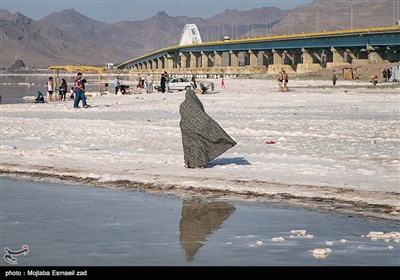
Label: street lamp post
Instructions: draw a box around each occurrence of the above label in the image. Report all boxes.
[350,0,353,30]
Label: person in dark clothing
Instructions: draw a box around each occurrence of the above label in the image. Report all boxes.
[59,79,68,101]
[332,73,338,85]
[34,91,45,103]
[160,74,166,93]
[191,75,197,91]
[179,89,236,168]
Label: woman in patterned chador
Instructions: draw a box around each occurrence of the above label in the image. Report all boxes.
[179,89,236,168]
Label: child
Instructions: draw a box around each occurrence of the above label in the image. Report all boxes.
[69,87,74,100]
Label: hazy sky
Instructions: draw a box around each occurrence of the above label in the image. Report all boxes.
[1,0,313,23]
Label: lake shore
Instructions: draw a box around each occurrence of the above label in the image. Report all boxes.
[1,77,399,220]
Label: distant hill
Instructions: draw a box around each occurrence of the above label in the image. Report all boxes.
[0,0,397,69]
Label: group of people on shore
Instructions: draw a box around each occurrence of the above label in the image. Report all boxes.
[41,73,89,108]
[277,69,289,92]
[44,77,70,102]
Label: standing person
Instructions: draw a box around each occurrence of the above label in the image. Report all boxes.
[145,74,153,93]
[282,69,289,92]
[221,75,225,88]
[387,68,392,82]
[382,69,387,82]
[114,77,120,95]
[164,71,170,93]
[80,79,90,108]
[277,70,284,92]
[160,73,166,93]
[46,77,54,102]
[28,82,33,92]
[69,87,75,100]
[140,75,145,88]
[332,73,338,85]
[179,89,236,169]
[59,78,68,101]
[73,72,86,108]
[191,75,197,91]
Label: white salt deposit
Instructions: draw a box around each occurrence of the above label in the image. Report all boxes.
[271,237,285,242]
[312,248,332,259]
[1,78,399,219]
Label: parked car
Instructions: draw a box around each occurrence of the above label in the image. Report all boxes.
[155,77,193,92]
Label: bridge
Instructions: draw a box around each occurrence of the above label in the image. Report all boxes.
[117,26,400,75]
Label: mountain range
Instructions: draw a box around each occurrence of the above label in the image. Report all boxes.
[0,0,397,69]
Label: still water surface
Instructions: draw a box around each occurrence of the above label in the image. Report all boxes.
[1,177,399,266]
[0,74,101,104]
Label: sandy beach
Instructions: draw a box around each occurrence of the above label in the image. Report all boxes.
[1,77,399,220]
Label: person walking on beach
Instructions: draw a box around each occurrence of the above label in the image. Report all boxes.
[160,73,166,93]
[332,73,338,86]
[282,70,289,92]
[221,75,225,88]
[191,75,197,91]
[179,89,236,169]
[277,71,284,92]
[145,74,153,93]
[114,77,120,95]
[46,77,54,102]
[73,72,89,108]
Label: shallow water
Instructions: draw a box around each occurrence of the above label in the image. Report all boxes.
[0,177,399,266]
[0,74,101,104]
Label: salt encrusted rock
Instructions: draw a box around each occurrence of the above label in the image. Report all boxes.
[271,237,285,242]
[312,248,332,259]
[291,229,307,236]
[365,231,400,243]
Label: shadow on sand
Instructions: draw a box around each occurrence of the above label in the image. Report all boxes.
[207,157,251,168]
[179,199,235,262]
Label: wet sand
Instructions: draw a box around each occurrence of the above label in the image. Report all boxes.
[1,177,398,266]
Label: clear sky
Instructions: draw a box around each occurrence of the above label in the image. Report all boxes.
[1,0,313,23]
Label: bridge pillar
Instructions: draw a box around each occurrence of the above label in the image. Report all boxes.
[190,52,198,68]
[262,51,272,67]
[367,45,384,63]
[297,48,323,73]
[164,54,174,70]
[214,51,223,67]
[326,47,350,68]
[249,50,258,66]
[268,49,285,73]
[180,52,189,69]
[229,51,239,67]
[201,52,208,67]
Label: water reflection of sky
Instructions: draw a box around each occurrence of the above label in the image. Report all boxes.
[0,74,101,104]
[1,177,399,266]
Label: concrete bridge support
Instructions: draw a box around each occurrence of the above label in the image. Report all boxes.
[262,51,272,67]
[297,48,323,73]
[164,54,174,69]
[189,52,199,68]
[268,49,292,73]
[201,52,210,67]
[249,50,258,66]
[214,51,222,67]
[179,52,189,69]
[326,47,350,68]
[367,45,385,63]
[229,51,239,67]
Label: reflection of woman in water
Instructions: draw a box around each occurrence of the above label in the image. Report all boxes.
[179,199,235,262]
[179,89,236,168]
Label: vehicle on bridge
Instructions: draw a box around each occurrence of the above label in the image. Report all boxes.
[155,77,193,92]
